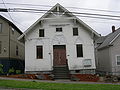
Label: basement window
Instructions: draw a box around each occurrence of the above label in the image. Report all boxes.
[76,44,83,57]
[36,46,43,59]
[116,56,120,65]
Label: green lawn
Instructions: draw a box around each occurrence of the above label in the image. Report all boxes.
[0,80,120,90]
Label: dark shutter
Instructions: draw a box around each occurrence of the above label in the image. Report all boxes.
[16,45,18,56]
[36,46,43,59]
[73,28,78,36]
[0,41,1,54]
[39,29,44,37]
[76,44,83,57]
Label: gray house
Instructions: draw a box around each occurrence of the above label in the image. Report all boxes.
[96,26,120,75]
[0,15,25,74]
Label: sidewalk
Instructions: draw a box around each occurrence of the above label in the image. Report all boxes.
[0,77,120,85]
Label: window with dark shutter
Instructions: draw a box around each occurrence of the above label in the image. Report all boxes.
[36,46,43,59]
[73,28,78,36]
[56,27,62,32]
[16,45,18,56]
[0,41,1,54]
[76,44,83,57]
[39,29,44,37]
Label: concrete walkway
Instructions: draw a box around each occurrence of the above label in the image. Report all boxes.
[0,77,120,85]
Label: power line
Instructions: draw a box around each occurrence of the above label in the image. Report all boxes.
[1,0,14,22]
[0,2,120,14]
[1,8,120,21]
[4,8,120,21]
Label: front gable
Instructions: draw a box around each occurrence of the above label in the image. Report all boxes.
[19,3,100,40]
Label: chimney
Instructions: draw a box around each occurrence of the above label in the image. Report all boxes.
[112,26,115,33]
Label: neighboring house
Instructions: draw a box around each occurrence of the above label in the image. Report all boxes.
[95,26,120,75]
[0,15,25,73]
[19,3,99,79]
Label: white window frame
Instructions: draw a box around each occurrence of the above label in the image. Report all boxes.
[116,55,120,66]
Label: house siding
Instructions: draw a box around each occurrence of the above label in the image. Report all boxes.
[110,35,120,75]
[0,16,25,73]
[97,48,112,74]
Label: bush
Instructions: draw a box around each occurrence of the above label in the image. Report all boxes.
[16,70,21,74]
[8,67,15,74]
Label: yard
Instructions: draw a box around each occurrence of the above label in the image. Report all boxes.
[0,79,120,90]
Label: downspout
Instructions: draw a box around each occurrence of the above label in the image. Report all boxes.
[8,24,10,71]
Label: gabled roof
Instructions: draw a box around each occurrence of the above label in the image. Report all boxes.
[0,15,23,34]
[19,3,100,40]
[98,27,120,49]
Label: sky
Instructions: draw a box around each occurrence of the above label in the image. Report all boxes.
[0,0,120,36]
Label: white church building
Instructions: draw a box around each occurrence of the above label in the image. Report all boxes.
[19,3,100,79]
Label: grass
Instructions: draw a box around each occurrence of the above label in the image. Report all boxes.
[0,80,120,90]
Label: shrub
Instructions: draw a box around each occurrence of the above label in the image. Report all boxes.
[8,67,15,74]
[16,70,21,74]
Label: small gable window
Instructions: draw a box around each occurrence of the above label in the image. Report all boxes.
[73,27,78,36]
[56,27,62,32]
[36,46,43,59]
[76,44,83,57]
[39,29,44,37]
[116,56,120,65]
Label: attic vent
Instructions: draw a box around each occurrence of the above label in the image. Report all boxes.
[83,59,92,67]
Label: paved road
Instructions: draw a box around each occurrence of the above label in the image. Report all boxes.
[0,77,120,85]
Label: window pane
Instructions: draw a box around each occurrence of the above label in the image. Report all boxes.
[0,41,1,54]
[76,44,83,57]
[39,29,44,37]
[16,45,18,56]
[73,28,78,36]
[56,28,62,32]
[0,23,2,32]
[117,56,120,65]
[36,46,43,59]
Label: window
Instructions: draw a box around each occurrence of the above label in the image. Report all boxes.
[56,27,62,32]
[0,41,1,54]
[16,45,18,56]
[83,59,92,67]
[39,29,44,37]
[73,28,78,36]
[76,44,83,57]
[0,23,2,33]
[36,46,43,59]
[117,56,120,65]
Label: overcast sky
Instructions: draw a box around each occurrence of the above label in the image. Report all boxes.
[0,0,120,35]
